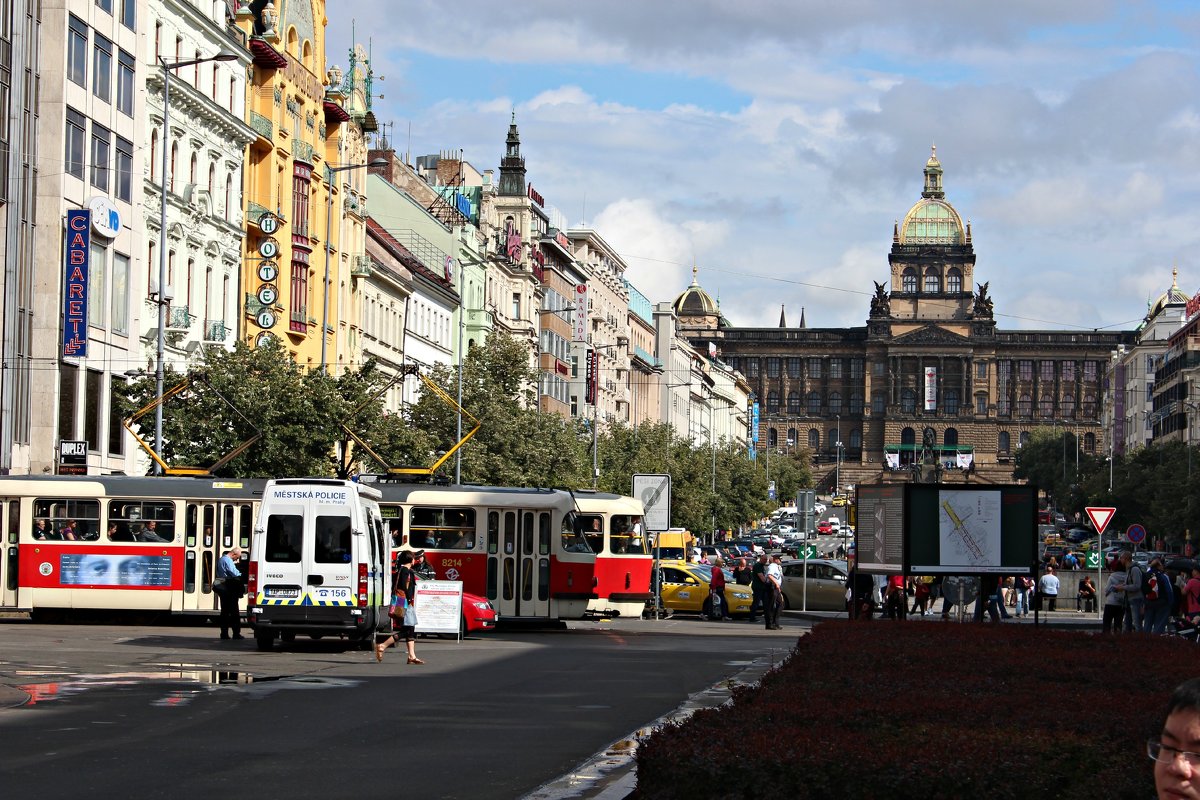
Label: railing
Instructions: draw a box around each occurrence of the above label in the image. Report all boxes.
[167,306,192,329]
[204,320,228,342]
[351,255,372,276]
[294,140,314,164]
[392,230,449,277]
[246,202,271,226]
[249,111,273,140]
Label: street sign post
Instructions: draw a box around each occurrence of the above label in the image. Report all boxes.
[801,545,817,560]
[1084,506,1118,623]
[1085,507,1116,536]
[1127,524,1147,545]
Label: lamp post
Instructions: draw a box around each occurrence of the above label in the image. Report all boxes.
[835,414,842,500]
[154,50,238,475]
[320,157,388,372]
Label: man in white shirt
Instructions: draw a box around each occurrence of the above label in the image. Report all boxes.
[764,554,784,630]
[1039,566,1060,612]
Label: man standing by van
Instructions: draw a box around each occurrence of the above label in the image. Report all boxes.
[214,546,244,640]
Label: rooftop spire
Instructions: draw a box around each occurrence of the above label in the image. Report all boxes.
[778,304,787,328]
[922,144,944,200]
[799,307,807,329]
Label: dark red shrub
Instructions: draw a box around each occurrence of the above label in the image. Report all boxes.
[635,622,1195,799]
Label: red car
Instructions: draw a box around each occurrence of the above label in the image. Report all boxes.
[816,521,834,535]
[461,591,498,635]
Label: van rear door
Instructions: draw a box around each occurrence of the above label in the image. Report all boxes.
[305,500,355,611]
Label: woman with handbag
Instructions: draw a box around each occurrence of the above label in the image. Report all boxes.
[376,551,425,664]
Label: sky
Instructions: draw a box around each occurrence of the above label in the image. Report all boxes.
[326,1,1200,332]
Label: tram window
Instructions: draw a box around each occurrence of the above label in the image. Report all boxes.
[185,504,199,547]
[521,557,533,601]
[504,512,516,556]
[562,514,591,554]
[408,507,475,550]
[502,557,514,601]
[34,499,100,541]
[265,514,302,562]
[185,550,196,593]
[538,558,549,601]
[315,515,352,563]
[221,505,234,549]
[8,499,18,544]
[238,504,252,549]
[381,505,404,547]
[108,500,175,542]
[486,557,498,600]
[203,506,215,547]
[521,512,533,555]
[487,511,499,555]
[538,513,550,556]
[202,550,214,593]
[611,514,647,555]
[577,515,603,553]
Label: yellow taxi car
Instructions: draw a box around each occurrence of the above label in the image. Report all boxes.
[656,560,755,616]
[831,495,848,507]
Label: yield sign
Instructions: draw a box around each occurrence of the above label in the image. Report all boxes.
[1085,506,1117,536]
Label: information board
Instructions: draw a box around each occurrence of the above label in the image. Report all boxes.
[856,484,905,574]
[414,580,464,636]
[905,484,1037,576]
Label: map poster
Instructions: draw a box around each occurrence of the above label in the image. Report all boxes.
[905,484,1037,575]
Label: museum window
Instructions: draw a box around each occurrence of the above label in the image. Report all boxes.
[1062,394,1075,418]
[828,392,842,414]
[1039,395,1054,418]
[975,361,987,380]
[900,388,916,414]
[1019,431,1031,448]
[766,390,780,412]
[786,429,796,448]
[807,391,821,414]
[1017,394,1032,417]
[1040,361,1055,382]
[1062,361,1075,383]
[767,428,777,448]
[1018,360,1033,381]
[849,429,861,450]
[1083,432,1095,452]
[872,392,885,415]
[808,429,819,448]
[786,357,802,378]
[944,389,959,415]
[975,393,988,415]
[1083,361,1098,382]
[829,359,842,379]
[998,431,1010,453]
[1082,394,1097,418]
[827,428,838,449]
[873,361,885,376]
[787,392,801,415]
[850,358,863,379]
[808,358,821,379]
[901,268,917,293]
[747,359,759,378]
[923,268,940,293]
[997,393,1010,416]
[944,428,958,447]
[766,357,780,378]
[849,392,863,414]
[946,268,962,294]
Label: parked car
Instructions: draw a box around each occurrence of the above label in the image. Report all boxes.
[460,591,498,635]
[813,502,827,515]
[1064,527,1091,544]
[827,517,841,532]
[655,561,755,616]
[816,520,834,535]
[778,558,849,611]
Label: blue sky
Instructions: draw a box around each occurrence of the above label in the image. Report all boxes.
[327,1,1200,331]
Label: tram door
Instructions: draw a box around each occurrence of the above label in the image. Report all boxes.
[0,499,18,608]
[486,508,551,619]
[181,501,254,613]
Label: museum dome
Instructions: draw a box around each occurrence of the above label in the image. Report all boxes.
[898,146,967,246]
[1146,268,1190,321]
[674,267,718,317]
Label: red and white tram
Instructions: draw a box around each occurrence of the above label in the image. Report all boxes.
[571,491,654,618]
[373,482,596,621]
[0,475,266,619]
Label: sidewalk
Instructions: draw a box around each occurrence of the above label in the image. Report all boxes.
[785,606,1104,630]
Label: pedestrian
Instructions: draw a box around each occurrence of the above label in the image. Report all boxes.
[1143,557,1175,635]
[1077,575,1097,613]
[1102,568,1127,633]
[749,553,768,623]
[1118,551,1145,632]
[707,558,730,621]
[1184,566,1200,624]
[763,554,784,630]
[909,576,931,616]
[1149,677,1200,799]
[1014,574,1033,617]
[214,546,244,640]
[1039,566,1060,612]
[731,557,754,589]
[883,574,906,620]
[376,550,424,664]
[985,576,1012,621]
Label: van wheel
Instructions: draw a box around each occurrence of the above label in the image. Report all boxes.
[255,631,275,652]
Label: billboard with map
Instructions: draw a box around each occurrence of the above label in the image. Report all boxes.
[904,484,1038,575]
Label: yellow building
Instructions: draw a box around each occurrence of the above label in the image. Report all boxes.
[233,1,367,371]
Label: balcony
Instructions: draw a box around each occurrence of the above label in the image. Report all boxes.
[249,111,273,143]
[294,140,314,165]
[167,305,192,330]
[351,255,372,277]
[204,320,228,342]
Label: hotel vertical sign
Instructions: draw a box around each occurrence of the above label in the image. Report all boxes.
[63,209,90,358]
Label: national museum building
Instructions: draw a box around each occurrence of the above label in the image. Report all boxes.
[674,149,1134,491]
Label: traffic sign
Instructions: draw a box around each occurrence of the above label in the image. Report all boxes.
[1085,507,1116,536]
[1085,551,1101,569]
[800,545,817,559]
[1127,524,1147,544]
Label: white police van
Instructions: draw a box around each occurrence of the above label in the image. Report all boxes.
[248,479,390,651]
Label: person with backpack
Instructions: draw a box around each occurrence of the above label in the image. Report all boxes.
[1142,556,1175,635]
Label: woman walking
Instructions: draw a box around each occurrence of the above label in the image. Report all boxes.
[376,551,424,664]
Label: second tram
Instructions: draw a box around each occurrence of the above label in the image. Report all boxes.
[571,491,654,617]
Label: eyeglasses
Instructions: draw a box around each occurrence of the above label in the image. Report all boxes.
[1147,739,1200,767]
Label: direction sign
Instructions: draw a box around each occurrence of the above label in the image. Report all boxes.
[1127,524,1147,544]
[1085,551,1101,569]
[1085,506,1116,536]
[800,545,817,560]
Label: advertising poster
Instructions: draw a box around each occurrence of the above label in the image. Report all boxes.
[414,579,464,636]
[59,553,172,587]
[855,484,904,574]
[905,484,1037,575]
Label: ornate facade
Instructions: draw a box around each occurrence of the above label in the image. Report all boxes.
[676,150,1135,492]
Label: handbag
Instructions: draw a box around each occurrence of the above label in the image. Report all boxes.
[388,595,407,621]
[403,604,418,627]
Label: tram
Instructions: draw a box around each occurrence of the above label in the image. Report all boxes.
[0,475,266,618]
[571,491,654,617]
[372,481,596,621]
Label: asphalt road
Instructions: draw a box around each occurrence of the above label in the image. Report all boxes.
[0,615,799,800]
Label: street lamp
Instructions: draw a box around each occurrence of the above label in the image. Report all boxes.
[154,50,238,475]
[320,157,388,372]
[835,414,842,500]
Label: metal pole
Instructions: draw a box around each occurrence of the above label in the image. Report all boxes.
[154,58,170,475]
[592,385,599,489]
[835,414,841,499]
[455,261,464,485]
[320,167,333,371]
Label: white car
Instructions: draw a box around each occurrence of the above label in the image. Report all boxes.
[813,502,827,515]
[828,517,841,532]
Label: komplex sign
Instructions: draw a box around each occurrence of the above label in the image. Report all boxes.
[62,210,90,358]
